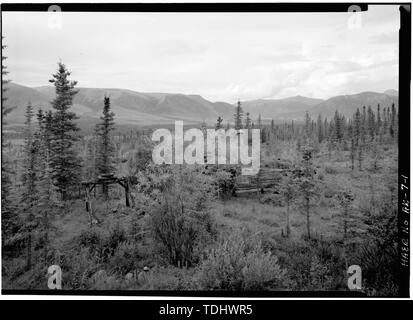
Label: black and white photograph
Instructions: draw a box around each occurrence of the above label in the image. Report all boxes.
[0,2,410,298]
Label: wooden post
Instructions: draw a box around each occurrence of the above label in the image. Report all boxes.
[85,185,93,226]
[85,185,90,213]
[125,180,130,207]
[256,173,261,199]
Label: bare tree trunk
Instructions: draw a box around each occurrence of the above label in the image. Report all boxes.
[344,219,348,240]
[306,197,311,239]
[125,181,130,207]
[26,233,32,270]
[286,202,291,238]
[43,211,49,265]
[256,175,261,199]
[102,183,109,200]
[85,186,98,225]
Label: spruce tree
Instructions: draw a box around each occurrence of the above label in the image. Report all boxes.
[367,106,376,141]
[1,37,15,236]
[386,107,391,136]
[233,99,243,130]
[333,110,344,146]
[36,109,56,264]
[84,135,99,181]
[324,117,329,141]
[282,176,295,238]
[245,112,251,129]
[376,104,382,136]
[337,190,355,242]
[215,116,223,130]
[390,103,397,139]
[348,122,355,171]
[200,120,207,137]
[357,141,363,171]
[257,113,265,143]
[257,113,262,129]
[37,110,54,165]
[21,102,41,270]
[353,108,362,146]
[317,114,323,143]
[297,147,318,239]
[95,96,116,197]
[1,37,13,116]
[382,107,388,139]
[304,111,312,141]
[21,102,38,205]
[361,105,367,144]
[48,62,81,200]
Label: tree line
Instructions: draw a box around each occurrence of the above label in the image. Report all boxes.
[2,61,117,269]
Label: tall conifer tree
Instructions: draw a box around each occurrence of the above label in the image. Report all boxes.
[48,62,80,200]
[317,114,323,143]
[95,96,116,197]
[215,116,223,129]
[234,100,244,130]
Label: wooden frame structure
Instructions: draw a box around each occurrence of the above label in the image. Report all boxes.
[81,174,132,225]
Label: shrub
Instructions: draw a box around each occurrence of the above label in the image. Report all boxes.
[106,242,138,275]
[75,224,127,263]
[197,231,286,290]
[275,238,346,291]
[60,247,100,289]
[106,240,154,275]
[260,193,284,206]
[2,258,27,281]
[212,168,236,198]
[222,207,234,218]
[89,272,122,290]
[128,212,144,242]
[354,242,398,296]
[1,257,47,290]
[324,188,338,199]
[76,228,104,260]
[105,223,127,257]
[259,218,279,228]
[354,195,399,296]
[136,265,197,290]
[324,165,338,174]
[147,166,216,267]
[308,256,335,290]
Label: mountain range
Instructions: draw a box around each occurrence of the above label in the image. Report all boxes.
[3,82,398,127]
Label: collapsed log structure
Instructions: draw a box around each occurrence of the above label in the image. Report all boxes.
[234,168,289,195]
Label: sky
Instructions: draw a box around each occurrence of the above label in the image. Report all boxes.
[2,5,399,102]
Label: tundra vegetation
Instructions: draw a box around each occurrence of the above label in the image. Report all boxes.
[2,60,399,296]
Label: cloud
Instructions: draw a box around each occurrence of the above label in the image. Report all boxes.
[369,32,398,44]
[2,5,400,102]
